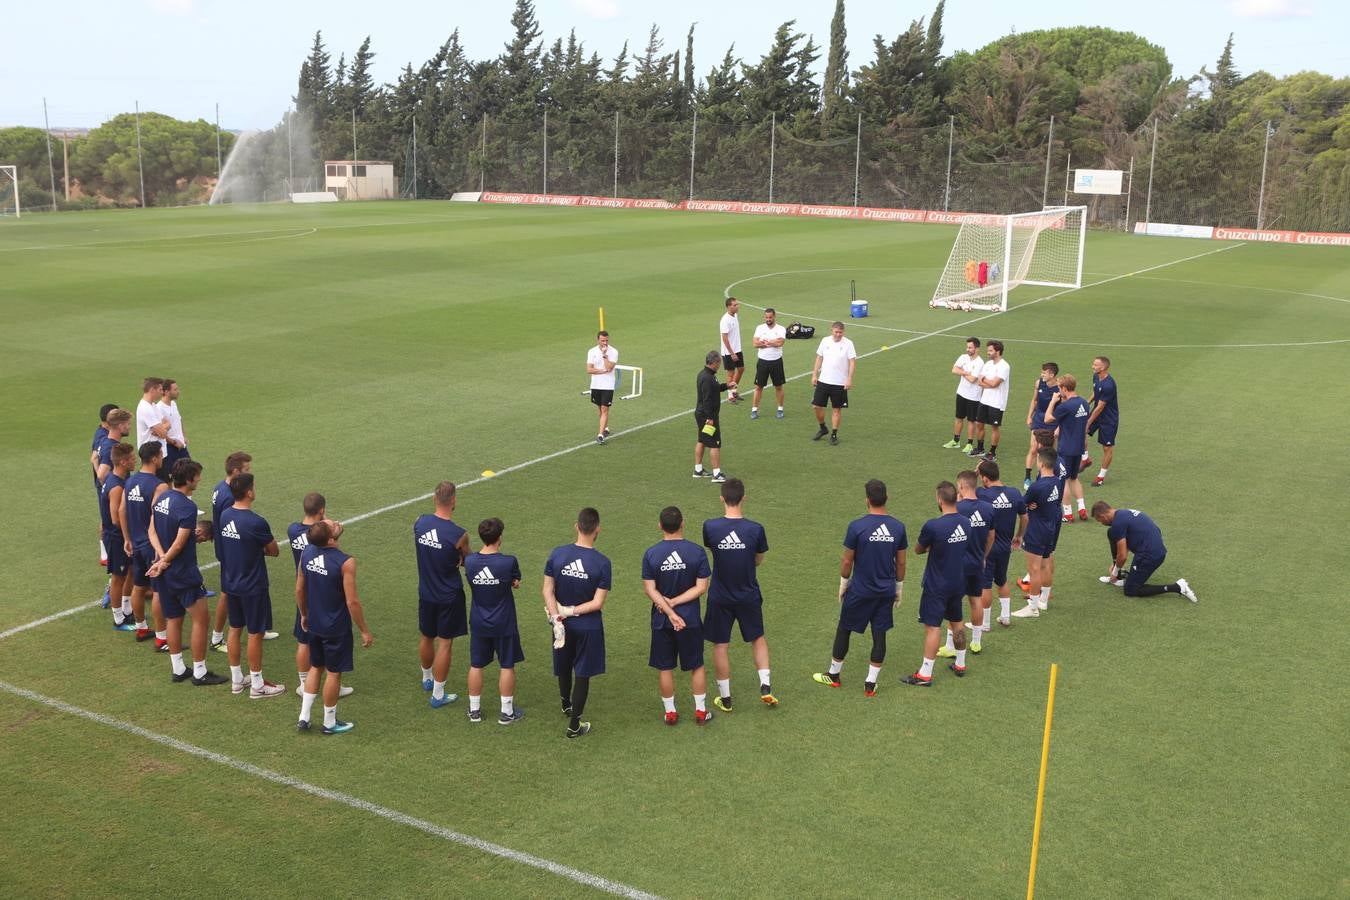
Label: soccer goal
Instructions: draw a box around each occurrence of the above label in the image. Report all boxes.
[930,206,1085,312]
[0,165,19,218]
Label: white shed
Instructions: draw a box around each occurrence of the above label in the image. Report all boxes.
[323,161,395,200]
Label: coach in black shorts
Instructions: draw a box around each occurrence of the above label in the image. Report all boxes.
[693,351,729,482]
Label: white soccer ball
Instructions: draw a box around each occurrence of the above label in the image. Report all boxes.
[728,387,739,402]
[960,300,972,312]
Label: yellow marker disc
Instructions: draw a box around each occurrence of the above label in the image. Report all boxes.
[481,470,496,478]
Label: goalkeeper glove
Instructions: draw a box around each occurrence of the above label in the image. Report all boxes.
[551,619,566,649]
[838,576,850,603]
[893,581,905,609]
[557,605,577,619]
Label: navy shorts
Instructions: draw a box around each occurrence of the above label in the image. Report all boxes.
[1123,554,1165,597]
[160,584,205,620]
[471,632,525,669]
[1023,527,1057,558]
[962,567,985,598]
[705,598,765,644]
[838,594,894,634]
[418,597,468,640]
[1095,422,1117,447]
[1058,453,1082,480]
[553,628,605,678]
[104,531,129,576]
[918,588,964,627]
[292,608,309,643]
[649,626,706,671]
[227,591,272,635]
[309,630,354,673]
[983,548,1011,589]
[131,545,155,588]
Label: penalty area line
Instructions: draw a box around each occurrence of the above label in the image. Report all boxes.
[0,679,662,900]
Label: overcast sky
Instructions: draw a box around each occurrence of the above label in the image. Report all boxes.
[4,0,1345,130]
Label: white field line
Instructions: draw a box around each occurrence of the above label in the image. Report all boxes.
[0,241,1242,645]
[0,679,660,900]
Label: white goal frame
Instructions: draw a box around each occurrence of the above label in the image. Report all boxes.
[930,206,1086,312]
[0,165,19,218]
[577,364,644,401]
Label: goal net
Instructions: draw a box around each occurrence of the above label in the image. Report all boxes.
[930,206,1085,312]
[0,166,19,218]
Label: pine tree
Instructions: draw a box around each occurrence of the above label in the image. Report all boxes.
[821,0,849,122]
[684,24,697,105]
[295,31,332,121]
[349,37,377,112]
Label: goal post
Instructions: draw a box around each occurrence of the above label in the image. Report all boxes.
[0,165,19,218]
[930,206,1085,312]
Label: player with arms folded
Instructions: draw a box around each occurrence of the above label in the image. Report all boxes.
[642,506,714,725]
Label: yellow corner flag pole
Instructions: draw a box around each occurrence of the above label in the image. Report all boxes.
[1027,663,1060,900]
[598,307,605,331]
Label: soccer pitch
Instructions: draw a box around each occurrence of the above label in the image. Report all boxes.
[1,201,1347,898]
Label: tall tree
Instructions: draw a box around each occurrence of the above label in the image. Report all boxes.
[684,24,697,105]
[821,0,849,122]
[348,37,377,112]
[295,31,332,121]
[500,0,545,118]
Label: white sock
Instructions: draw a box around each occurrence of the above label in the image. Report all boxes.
[1081,450,1089,461]
[694,693,707,712]
[756,668,771,688]
[828,659,843,675]
[866,664,882,683]
[501,695,514,715]
[420,666,432,682]
[1077,497,1086,511]
[1000,595,1011,617]
[1040,587,1052,607]
[170,652,186,676]
[919,657,935,678]
[469,695,481,713]
[121,597,132,615]
[777,406,783,412]
[661,695,676,714]
[1099,467,1108,478]
[211,630,224,645]
[155,630,167,641]
[135,620,147,630]
[956,648,967,667]
[432,680,445,700]
[299,691,317,722]
[694,464,704,473]
[230,665,243,685]
[716,678,731,699]
[193,659,207,679]
[751,406,758,412]
[251,671,263,690]
[1062,504,1071,517]
[112,609,127,625]
[713,468,722,476]
[943,629,955,651]
[323,705,337,728]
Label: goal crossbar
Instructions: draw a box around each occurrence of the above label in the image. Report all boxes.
[930,206,1085,312]
[0,165,19,218]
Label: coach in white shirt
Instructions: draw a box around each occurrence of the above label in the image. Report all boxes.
[810,321,857,446]
[750,307,787,420]
[135,377,171,476]
[158,377,191,476]
[972,340,1012,461]
[719,297,744,400]
[946,337,985,452]
[586,330,618,444]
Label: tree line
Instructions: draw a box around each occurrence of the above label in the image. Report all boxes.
[3,0,1347,230]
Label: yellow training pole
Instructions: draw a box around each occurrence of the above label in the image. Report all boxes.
[598,307,605,331]
[1027,663,1059,900]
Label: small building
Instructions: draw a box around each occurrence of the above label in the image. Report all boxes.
[323,160,395,200]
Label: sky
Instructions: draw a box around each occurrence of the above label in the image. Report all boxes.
[3,0,1346,130]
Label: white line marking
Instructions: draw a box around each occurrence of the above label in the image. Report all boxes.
[0,679,660,900]
[0,602,102,641]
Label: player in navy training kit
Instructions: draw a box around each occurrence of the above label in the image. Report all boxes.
[287,493,354,699]
[99,442,136,631]
[813,479,907,697]
[90,402,118,599]
[543,507,611,739]
[414,481,471,708]
[1013,449,1062,619]
[93,408,132,604]
[1046,375,1091,523]
[642,506,713,724]
[210,452,254,653]
[1083,357,1119,486]
[147,460,227,686]
[218,473,284,698]
[1023,362,1058,489]
[464,517,525,725]
[976,459,1027,629]
[940,470,995,658]
[296,520,373,735]
[124,442,169,645]
[1091,503,1198,602]
[903,481,972,684]
[703,478,777,710]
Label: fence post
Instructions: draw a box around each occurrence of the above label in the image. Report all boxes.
[613,110,619,198]
[1063,151,1071,206]
[480,115,486,193]
[1145,118,1158,227]
[768,112,776,204]
[286,109,294,190]
[1257,120,1272,230]
[134,100,147,209]
[1123,154,1134,230]
[543,109,548,196]
[215,103,222,181]
[351,108,357,165]
[689,108,698,200]
[1042,115,1054,209]
[853,113,861,207]
[412,117,418,200]
[42,98,59,211]
[944,115,954,211]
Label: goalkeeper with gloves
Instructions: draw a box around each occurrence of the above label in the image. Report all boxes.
[542,507,612,739]
[812,479,908,698]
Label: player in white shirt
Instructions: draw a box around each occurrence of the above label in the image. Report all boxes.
[585,331,618,444]
[135,377,172,481]
[971,340,1012,461]
[810,321,858,446]
[944,337,985,453]
[719,297,744,401]
[157,378,191,477]
[749,307,787,420]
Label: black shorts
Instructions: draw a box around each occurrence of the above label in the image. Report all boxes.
[977,403,1004,426]
[590,389,614,407]
[722,352,744,372]
[695,414,721,448]
[955,395,981,420]
[754,358,786,388]
[812,383,848,409]
[1123,554,1165,597]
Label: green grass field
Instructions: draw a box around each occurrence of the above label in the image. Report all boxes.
[1,201,1347,899]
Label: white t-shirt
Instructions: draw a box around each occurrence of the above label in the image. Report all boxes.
[978,358,1013,410]
[157,399,184,445]
[753,323,787,361]
[136,398,167,454]
[719,312,742,355]
[587,345,618,390]
[815,335,858,385]
[953,353,984,401]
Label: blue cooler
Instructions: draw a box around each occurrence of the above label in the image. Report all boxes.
[850,299,869,318]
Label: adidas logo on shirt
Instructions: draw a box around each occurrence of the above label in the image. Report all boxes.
[948,524,968,544]
[417,528,443,549]
[1048,486,1061,503]
[992,492,1011,509]
[291,533,309,551]
[868,523,895,542]
[968,510,987,529]
[1075,405,1088,417]
[305,555,328,576]
[220,520,242,540]
[154,497,171,516]
[717,531,747,550]
[127,484,143,503]
[660,551,687,571]
[212,489,219,505]
[471,566,499,586]
[560,559,588,579]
